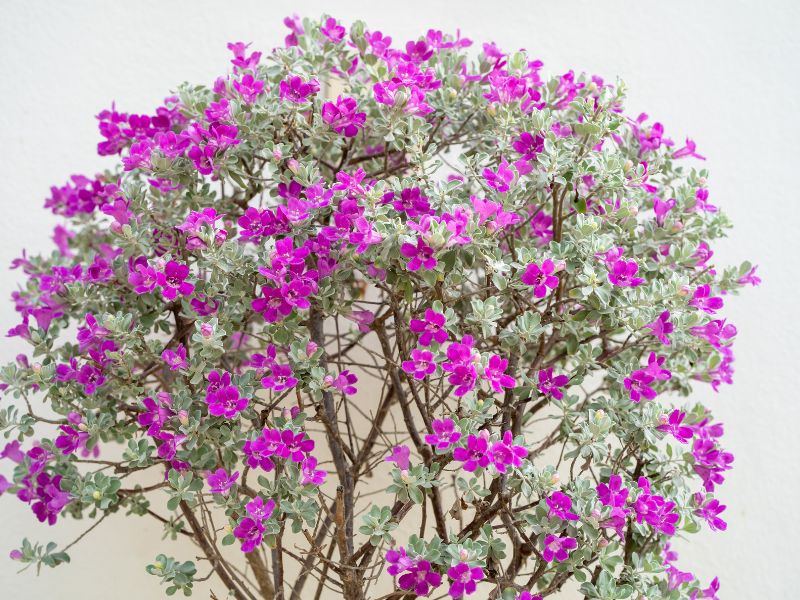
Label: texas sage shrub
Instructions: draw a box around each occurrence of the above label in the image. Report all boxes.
[0,13,758,600]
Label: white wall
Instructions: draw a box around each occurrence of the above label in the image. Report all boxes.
[0,1,798,598]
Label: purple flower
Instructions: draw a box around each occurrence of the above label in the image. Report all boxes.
[425,418,462,450]
[689,284,724,314]
[694,493,727,532]
[537,368,569,399]
[657,410,693,444]
[277,429,314,462]
[138,393,174,435]
[128,257,159,294]
[207,385,249,419]
[54,425,89,456]
[321,96,366,137]
[384,445,411,470]
[453,431,490,472]
[162,344,188,371]
[400,237,437,271]
[738,265,761,287]
[672,138,706,160]
[608,259,645,287]
[652,196,676,226]
[447,562,484,598]
[645,310,673,345]
[442,336,478,397]
[643,352,671,381]
[261,364,298,392]
[21,472,71,525]
[300,456,327,486]
[206,468,239,494]
[597,474,629,508]
[279,75,320,103]
[520,259,559,298]
[234,517,265,553]
[156,261,194,301]
[690,319,737,349]
[320,17,345,42]
[633,478,679,536]
[329,370,358,395]
[243,429,282,472]
[386,547,442,596]
[246,496,276,521]
[546,490,579,521]
[489,431,527,473]
[541,534,577,562]
[482,159,514,192]
[409,308,448,346]
[232,73,265,104]
[402,348,437,380]
[156,432,186,461]
[623,370,657,402]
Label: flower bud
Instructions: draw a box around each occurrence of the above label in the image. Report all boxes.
[272,148,283,162]
[200,323,214,338]
[92,490,102,501]
[598,537,609,548]
[178,410,189,425]
[287,159,300,174]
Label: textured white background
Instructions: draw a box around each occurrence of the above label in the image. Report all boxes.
[0,0,798,598]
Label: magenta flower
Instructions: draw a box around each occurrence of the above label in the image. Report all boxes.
[156,260,194,301]
[386,547,442,596]
[634,478,680,536]
[138,393,174,435]
[277,429,314,462]
[128,257,159,294]
[246,496,276,521]
[520,259,559,298]
[608,259,645,287]
[54,425,89,456]
[672,138,706,160]
[442,337,478,397]
[19,472,71,525]
[645,310,673,345]
[546,490,579,521]
[243,429,282,472]
[693,493,727,532]
[300,456,327,486]
[319,17,345,42]
[162,344,188,371]
[489,431,527,473]
[384,445,411,470]
[402,348,437,380]
[232,73,265,104]
[541,534,577,562]
[177,208,227,250]
[453,431,490,472]
[482,159,514,192]
[484,354,516,392]
[234,517,265,553]
[279,75,320,103]
[537,367,569,399]
[657,409,693,444]
[330,370,358,395]
[401,237,437,271]
[623,370,657,402]
[643,352,671,381]
[738,265,761,286]
[321,96,366,137]
[597,474,629,508]
[425,418,462,450]
[447,562,484,598]
[689,284,724,314]
[261,364,298,392]
[409,308,448,346]
[690,319,737,349]
[652,196,676,226]
[207,385,249,419]
[206,468,239,494]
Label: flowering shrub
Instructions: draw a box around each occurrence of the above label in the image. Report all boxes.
[0,13,758,600]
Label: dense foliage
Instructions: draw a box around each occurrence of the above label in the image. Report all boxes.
[0,14,758,600]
